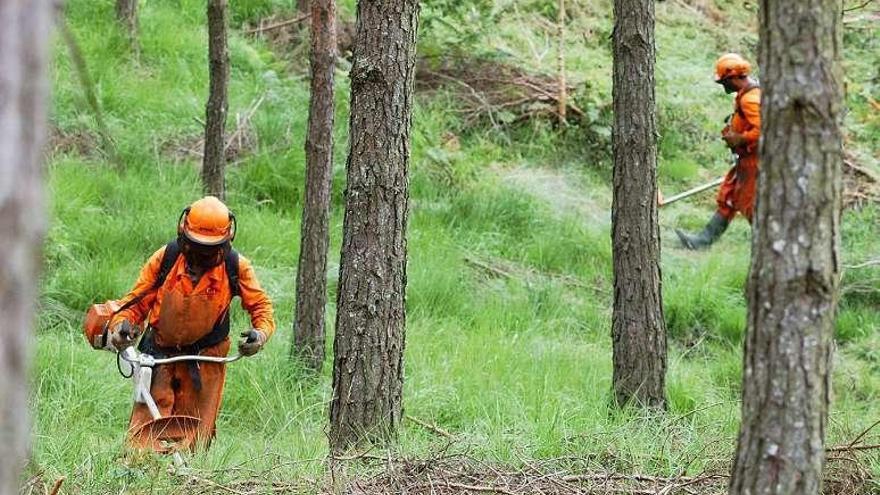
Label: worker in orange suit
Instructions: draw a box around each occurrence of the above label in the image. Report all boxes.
[677,53,761,249]
[106,196,275,450]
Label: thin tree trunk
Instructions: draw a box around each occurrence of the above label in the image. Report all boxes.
[298,0,311,13]
[610,0,666,409]
[202,0,229,200]
[556,0,566,124]
[115,0,139,53]
[728,1,843,494]
[59,18,119,166]
[329,0,419,452]
[293,0,337,371]
[0,2,51,493]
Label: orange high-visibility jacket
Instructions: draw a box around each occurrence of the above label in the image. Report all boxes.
[717,84,762,222]
[111,245,275,345]
[730,85,761,154]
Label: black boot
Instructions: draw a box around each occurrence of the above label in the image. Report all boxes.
[676,212,729,250]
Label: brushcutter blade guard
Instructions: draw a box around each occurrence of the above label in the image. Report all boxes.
[129,415,201,453]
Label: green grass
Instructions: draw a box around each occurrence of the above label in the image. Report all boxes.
[31,0,880,493]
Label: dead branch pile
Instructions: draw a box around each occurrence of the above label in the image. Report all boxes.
[416,57,584,128]
[244,13,356,60]
[843,152,880,208]
[162,95,264,164]
[47,126,100,157]
[23,442,878,495]
[243,13,309,53]
[464,252,607,296]
[338,455,729,495]
[176,450,876,495]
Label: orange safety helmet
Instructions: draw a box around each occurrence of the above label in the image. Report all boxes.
[178,196,236,246]
[714,53,751,82]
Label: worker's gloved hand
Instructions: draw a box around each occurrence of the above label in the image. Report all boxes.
[238,329,266,356]
[722,130,746,148]
[108,320,140,351]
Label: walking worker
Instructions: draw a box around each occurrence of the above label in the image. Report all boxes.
[104,196,275,450]
[677,53,761,249]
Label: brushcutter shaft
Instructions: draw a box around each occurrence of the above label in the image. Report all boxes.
[152,354,242,365]
[659,177,724,207]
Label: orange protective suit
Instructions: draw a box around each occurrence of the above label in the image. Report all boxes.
[111,245,275,450]
[716,85,761,222]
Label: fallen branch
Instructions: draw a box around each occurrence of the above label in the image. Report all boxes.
[406,414,455,439]
[844,259,880,270]
[188,474,247,495]
[416,57,586,128]
[224,93,265,152]
[48,477,65,495]
[842,0,876,12]
[844,158,880,183]
[464,253,607,295]
[439,481,517,495]
[827,443,880,453]
[245,14,309,35]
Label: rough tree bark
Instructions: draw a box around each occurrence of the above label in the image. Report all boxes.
[556,0,566,124]
[728,1,843,494]
[610,0,666,408]
[201,0,229,200]
[293,0,337,372]
[329,0,419,452]
[115,0,138,52]
[0,1,50,493]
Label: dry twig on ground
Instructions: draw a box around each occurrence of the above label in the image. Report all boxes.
[843,152,880,208]
[416,57,584,128]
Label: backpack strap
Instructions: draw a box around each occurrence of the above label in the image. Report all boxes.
[225,248,240,298]
[154,239,181,289]
[735,82,760,120]
[113,239,181,316]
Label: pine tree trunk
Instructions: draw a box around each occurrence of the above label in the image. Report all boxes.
[115,0,139,52]
[728,1,843,494]
[293,0,337,371]
[610,0,666,409]
[329,0,419,452]
[202,0,229,200]
[0,2,50,493]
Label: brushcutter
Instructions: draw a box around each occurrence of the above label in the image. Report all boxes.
[658,176,724,207]
[117,346,243,467]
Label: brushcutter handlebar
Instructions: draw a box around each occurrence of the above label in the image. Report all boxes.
[118,346,243,371]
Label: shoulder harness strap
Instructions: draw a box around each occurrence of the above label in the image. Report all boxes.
[735,82,761,119]
[155,239,181,289]
[225,248,240,298]
[113,239,181,315]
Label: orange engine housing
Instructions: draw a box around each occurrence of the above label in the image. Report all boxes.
[84,301,121,349]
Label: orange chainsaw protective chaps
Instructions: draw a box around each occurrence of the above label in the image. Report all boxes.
[127,338,230,452]
[715,153,758,223]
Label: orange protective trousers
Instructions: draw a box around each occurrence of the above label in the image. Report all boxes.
[716,152,758,222]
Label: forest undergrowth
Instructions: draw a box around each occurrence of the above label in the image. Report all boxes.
[30,0,880,493]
